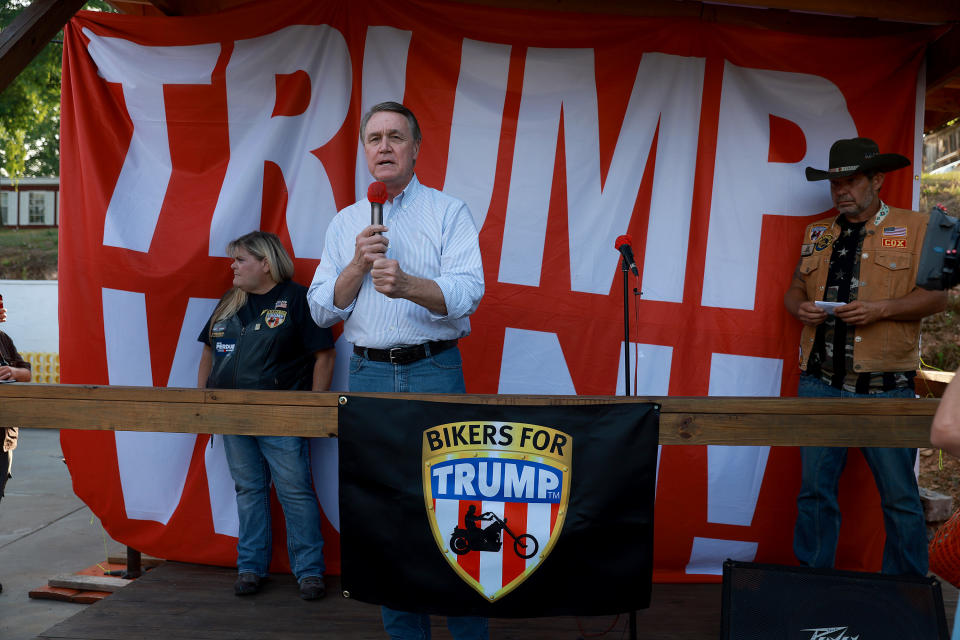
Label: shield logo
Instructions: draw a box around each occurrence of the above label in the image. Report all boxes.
[422,421,572,601]
[809,225,827,243]
[263,310,286,328]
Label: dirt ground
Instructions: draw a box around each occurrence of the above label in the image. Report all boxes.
[920,447,960,507]
[918,170,960,513]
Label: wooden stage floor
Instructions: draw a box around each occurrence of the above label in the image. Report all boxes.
[37,561,958,639]
[36,562,727,639]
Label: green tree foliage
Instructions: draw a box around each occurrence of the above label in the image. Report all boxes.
[0,0,115,182]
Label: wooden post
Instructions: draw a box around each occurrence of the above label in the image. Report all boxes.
[0,0,88,96]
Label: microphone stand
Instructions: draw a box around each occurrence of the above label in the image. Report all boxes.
[622,256,631,397]
[620,254,638,640]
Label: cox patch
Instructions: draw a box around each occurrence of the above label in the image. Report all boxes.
[422,422,571,602]
[881,238,906,248]
[263,309,287,328]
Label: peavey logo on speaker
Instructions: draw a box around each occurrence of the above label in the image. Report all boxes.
[422,421,571,601]
[803,626,860,640]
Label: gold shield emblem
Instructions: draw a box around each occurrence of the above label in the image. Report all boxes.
[422,421,572,601]
[263,309,286,328]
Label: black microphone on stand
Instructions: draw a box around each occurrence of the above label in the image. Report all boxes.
[615,234,639,276]
[368,181,388,231]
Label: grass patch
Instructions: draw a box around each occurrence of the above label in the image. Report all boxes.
[0,227,58,279]
[920,171,960,371]
[920,170,960,215]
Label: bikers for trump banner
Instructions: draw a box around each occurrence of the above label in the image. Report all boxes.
[58,0,934,579]
[338,397,658,617]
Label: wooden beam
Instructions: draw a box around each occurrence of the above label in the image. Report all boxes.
[0,0,87,96]
[701,0,960,23]
[926,110,957,133]
[916,368,955,398]
[109,0,960,23]
[925,84,960,130]
[109,0,254,16]
[0,383,942,447]
[925,87,960,114]
[145,0,180,16]
[928,24,960,95]
[48,573,130,592]
[453,0,960,23]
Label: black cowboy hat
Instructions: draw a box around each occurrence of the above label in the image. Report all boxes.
[805,137,910,182]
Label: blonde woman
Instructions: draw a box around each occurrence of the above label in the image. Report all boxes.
[198,231,334,600]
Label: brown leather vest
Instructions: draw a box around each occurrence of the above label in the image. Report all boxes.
[797,206,929,373]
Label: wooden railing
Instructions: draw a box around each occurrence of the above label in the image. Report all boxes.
[0,380,949,447]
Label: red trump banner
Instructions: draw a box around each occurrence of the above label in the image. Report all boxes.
[59,0,931,581]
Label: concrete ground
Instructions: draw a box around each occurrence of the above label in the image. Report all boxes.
[0,429,125,640]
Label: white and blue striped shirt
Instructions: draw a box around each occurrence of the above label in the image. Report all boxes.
[308,176,484,349]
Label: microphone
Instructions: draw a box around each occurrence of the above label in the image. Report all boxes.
[368,181,388,227]
[615,235,639,276]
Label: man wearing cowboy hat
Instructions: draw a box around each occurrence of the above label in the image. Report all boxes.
[784,137,947,576]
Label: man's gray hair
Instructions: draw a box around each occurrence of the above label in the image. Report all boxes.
[360,101,422,144]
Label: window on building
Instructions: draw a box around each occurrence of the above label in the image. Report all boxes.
[0,192,7,225]
[28,192,47,224]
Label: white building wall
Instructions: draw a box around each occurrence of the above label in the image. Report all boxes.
[0,280,58,353]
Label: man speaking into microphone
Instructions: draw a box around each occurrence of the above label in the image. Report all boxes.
[308,102,486,640]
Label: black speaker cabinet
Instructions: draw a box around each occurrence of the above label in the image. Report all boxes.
[721,560,949,640]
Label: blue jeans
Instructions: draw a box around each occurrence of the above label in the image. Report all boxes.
[350,346,487,640]
[380,609,489,640]
[794,374,928,576]
[348,345,467,394]
[222,435,325,581]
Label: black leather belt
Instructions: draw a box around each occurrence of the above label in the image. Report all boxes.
[353,339,458,365]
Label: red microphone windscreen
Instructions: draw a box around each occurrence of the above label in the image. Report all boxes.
[615,234,633,249]
[367,181,388,204]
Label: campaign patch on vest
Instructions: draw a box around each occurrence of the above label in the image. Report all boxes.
[814,233,833,251]
[809,225,827,243]
[881,238,907,248]
[210,322,226,338]
[262,309,286,328]
[882,226,906,237]
[214,339,235,354]
[800,243,814,257]
[422,421,572,602]
[275,299,288,309]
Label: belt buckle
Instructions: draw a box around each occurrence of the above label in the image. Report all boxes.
[388,347,404,365]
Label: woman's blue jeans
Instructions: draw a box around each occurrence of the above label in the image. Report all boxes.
[222,434,325,581]
[350,346,488,640]
[794,374,928,576]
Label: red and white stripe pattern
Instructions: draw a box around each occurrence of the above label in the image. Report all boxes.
[434,498,559,599]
